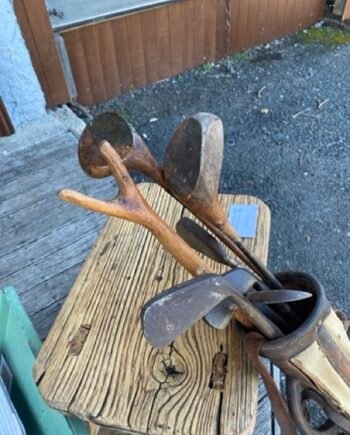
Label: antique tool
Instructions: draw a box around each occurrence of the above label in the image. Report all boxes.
[203,267,311,331]
[142,267,311,346]
[141,268,284,348]
[60,141,261,329]
[176,216,304,330]
[163,114,281,289]
[176,216,237,268]
[60,141,209,277]
[142,271,350,435]
[78,111,164,185]
[77,111,278,288]
[60,141,310,330]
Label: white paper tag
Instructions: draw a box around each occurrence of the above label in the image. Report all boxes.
[228,204,257,238]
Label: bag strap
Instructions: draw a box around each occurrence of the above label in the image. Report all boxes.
[244,331,297,435]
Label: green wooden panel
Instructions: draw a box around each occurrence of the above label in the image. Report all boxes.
[0,287,87,435]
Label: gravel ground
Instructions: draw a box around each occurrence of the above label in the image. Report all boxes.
[90,25,350,315]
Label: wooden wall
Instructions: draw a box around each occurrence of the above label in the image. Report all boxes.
[229,0,325,51]
[15,0,324,106]
[61,0,223,105]
[61,0,324,106]
[13,0,69,107]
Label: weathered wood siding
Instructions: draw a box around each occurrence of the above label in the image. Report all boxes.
[13,0,70,107]
[14,0,324,106]
[61,0,222,105]
[229,0,325,51]
[61,0,324,105]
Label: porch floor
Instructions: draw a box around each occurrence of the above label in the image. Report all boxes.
[0,115,114,338]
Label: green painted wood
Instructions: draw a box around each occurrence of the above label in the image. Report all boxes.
[0,286,87,435]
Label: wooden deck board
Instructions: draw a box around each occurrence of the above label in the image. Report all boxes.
[0,129,114,339]
[0,128,275,433]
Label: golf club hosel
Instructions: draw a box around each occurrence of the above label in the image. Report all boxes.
[124,133,166,187]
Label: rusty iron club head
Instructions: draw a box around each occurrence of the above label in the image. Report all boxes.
[141,270,284,348]
[176,217,236,268]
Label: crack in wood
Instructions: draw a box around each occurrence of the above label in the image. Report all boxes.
[209,347,227,390]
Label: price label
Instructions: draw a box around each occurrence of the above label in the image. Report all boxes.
[228,204,257,238]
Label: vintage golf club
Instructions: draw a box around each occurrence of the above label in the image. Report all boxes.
[78,111,165,186]
[59,141,309,331]
[141,268,284,348]
[176,217,301,303]
[141,266,311,345]
[77,111,279,287]
[163,113,282,289]
[62,141,350,434]
[142,271,350,435]
[176,216,303,328]
[141,273,297,434]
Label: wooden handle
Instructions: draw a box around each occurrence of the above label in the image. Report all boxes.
[59,141,211,276]
[59,141,253,329]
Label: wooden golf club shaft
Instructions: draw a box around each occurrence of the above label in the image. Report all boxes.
[79,113,278,287]
[60,141,260,329]
[202,216,283,289]
[178,197,279,286]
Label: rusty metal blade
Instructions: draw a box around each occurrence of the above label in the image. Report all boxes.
[247,290,313,304]
[176,217,235,267]
[141,268,283,348]
[204,268,258,329]
[141,274,230,348]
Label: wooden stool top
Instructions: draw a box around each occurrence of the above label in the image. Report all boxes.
[34,183,271,435]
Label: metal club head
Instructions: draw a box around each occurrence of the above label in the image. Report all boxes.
[141,268,293,347]
[247,289,313,304]
[176,217,236,267]
[141,265,315,347]
[163,113,224,203]
[141,274,231,348]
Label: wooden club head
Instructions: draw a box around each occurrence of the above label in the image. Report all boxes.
[78,112,134,178]
[163,112,224,203]
[78,112,163,183]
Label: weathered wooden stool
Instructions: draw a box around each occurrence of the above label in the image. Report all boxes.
[34,183,271,435]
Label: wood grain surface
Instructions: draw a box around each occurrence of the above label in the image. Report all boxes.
[35,183,271,434]
[61,0,224,105]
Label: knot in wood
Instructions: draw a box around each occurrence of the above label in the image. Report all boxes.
[68,324,91,356]
[151,347,187,387]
